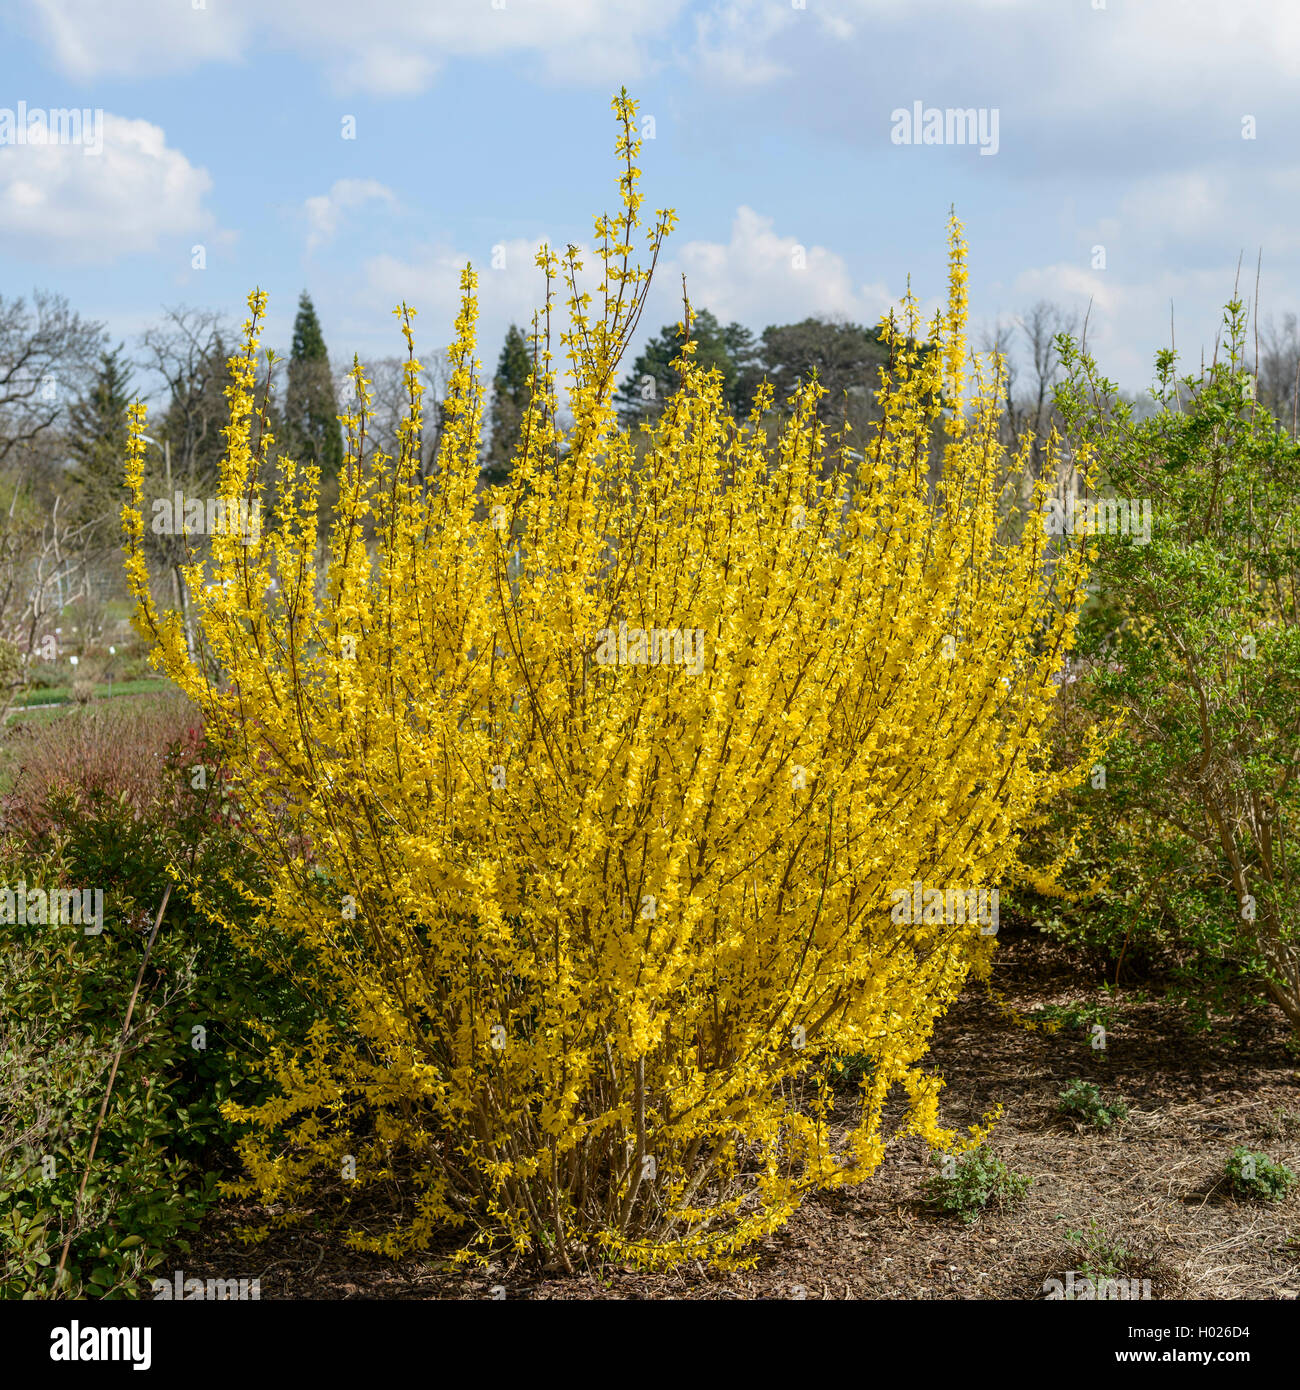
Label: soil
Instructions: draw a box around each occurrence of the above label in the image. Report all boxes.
[182,922,1300,1300]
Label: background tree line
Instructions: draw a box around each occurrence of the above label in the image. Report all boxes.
[5,279,1300,715]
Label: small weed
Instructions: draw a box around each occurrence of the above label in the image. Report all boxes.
[1224,1146,1295,1203]
[1057,1078,1128,1129]
[924,1147,1031,1224]
[1065,1218,1133,1282]
[824,1053,874,1091]
[1259,1107,1300,1142]
[1029,999,1117,1033]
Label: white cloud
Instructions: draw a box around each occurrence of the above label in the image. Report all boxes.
[304,179,397,253]
[787,0,1300,94]
[352,211,912,390]
[23,0,249,75]
[690,0,865,82]
[676,0,1300,184]
[357,237,553,367]
[1115,174,1221,248]
[24,0,688,92]
[1099,170,1300,263]
[668,205,896,328]
[1009,263,1119,320]
[23,0,1300,124]
[691,2,795,86]
[0,113,215,265]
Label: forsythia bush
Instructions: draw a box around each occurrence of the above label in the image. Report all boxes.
[122,95,1097,1269]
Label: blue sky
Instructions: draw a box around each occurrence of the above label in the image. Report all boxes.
[1,0,1297,406]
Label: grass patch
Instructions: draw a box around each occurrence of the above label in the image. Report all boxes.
[11,678,167,710]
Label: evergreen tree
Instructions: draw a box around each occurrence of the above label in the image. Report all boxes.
[757,318,892,429]
[284,291,344,482]
[722,320,762,413]
[482,324,532,487]
[616,309,758,426]
[66,344,132,542]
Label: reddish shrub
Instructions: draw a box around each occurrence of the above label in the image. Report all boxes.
[1,694,201,838]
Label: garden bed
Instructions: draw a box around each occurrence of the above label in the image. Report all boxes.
[181,922,1300,1300]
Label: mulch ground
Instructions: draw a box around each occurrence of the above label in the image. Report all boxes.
[182,923,1300,1299]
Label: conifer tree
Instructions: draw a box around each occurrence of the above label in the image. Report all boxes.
[616,308,756,427]
[67,344,132,543]
[285,291,344,482]
[482,324,532,487]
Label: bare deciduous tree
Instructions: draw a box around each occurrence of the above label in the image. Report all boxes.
[0,290,104,471]
[335,351,452,486]
[1258,311,1300,435]
[0,487,94,722]
[135,308,238,660]
[1017,299,1078,479]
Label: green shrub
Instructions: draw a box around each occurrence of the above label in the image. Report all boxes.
[0,722,316,1297]
[1021,300,1300,1033]
[0,983,218,1298]
[0,638,20,691]
[1224,1146,1295,1203]
[924,1146,1031,1223]
[1057,1079,1128,1129]
[25,659,72,692]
